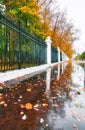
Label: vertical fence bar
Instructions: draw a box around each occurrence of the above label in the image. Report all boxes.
[0,12,2,71]
[51,47,58,63]
[18,22,21,69]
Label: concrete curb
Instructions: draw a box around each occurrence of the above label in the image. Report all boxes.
[0,61,68,85]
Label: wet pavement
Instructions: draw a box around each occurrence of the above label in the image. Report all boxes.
[0,61,85,130]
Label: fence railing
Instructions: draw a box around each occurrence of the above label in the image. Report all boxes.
[0,13,59,72]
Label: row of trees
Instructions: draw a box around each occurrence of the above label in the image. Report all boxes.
[1,0,79,58]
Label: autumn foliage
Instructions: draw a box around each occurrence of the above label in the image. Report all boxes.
[1,0,79,58]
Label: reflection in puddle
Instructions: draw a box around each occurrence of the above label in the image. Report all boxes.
[40,62,85,130]
[57,64,60,81]
[72,63,84,87]
[46,67,51,92]
[0,62,85,130]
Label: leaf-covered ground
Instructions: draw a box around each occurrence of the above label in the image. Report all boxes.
[0,62,85,130]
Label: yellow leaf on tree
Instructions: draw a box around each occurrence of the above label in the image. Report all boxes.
[19,6,29,13]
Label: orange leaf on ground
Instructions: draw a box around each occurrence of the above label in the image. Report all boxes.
[26,88,32,92]
[25,103,32,110]
[20,104,25,108]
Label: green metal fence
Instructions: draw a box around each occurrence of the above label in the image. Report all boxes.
[51,46,58,63]
[0,13,58,72]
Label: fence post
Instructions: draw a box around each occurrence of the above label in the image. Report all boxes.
[57,47,60,62]
[45,36,52,64]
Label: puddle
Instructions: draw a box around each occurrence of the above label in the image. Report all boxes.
[0,61,85,130]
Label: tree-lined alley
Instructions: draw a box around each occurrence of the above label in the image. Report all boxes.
[1,0,79,58]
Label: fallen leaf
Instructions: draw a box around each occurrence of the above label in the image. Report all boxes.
[0,87,3,89]
[42,98,46,101]
[46,124,49,127]
[20,104,25,108]
[52,97,56,99]
[37,100,40,103]
[72,115,77,119]
[73,123,77,128]
[19,95,22,99]
[4,103,7,107]
[25,103,32,110]
[34,108,39,111]
[72,111,77,115]
[20,111,24,115]
[34,104,39,108]
[53,117,56,120]
[77,118,81,121]
[26,88,32,92]
[0,101,5,105]
[18,99,21,102]
[13,102,18,105]
[77,91,81,95]
[68,93,73,99]
[22,115,27,120]
[82,88,85,91]
[74,103,83,108]
[42,103,48,107]
[40,118,44,123]
[52,104,59,107]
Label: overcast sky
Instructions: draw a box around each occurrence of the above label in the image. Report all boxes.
[57,0,85,54]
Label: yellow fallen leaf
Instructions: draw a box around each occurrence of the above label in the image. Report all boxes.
[42,98,46,101]
[0,87,3,89]
[77,118,81,121]
[4,103,7,107]
[25,103,32,110]
[0,101,5,105]
[82,88,85,91]
[7,86,11,89]
[73,123,77,128]
[26,88,32,92]
[42,103,48,107]
[72,111,77,115]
